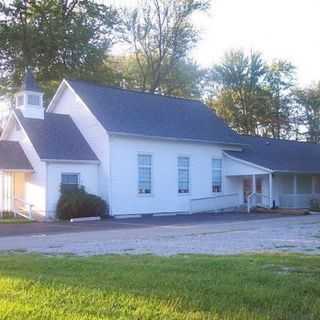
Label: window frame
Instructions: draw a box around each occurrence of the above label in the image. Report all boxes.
[212,158,222,193]
[177,156,191,195]
[27,94,41,106]
[137,153,153,196]
[61,173,80,192]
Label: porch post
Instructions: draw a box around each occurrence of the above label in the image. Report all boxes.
[252,175,256,193]
[268,173,273,208]
[252,175,256,206]
[293,175,297,208]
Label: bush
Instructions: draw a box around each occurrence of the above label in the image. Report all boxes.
[310,198,320,212]
[56,187,108,220]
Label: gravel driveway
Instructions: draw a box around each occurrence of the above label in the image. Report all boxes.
[0,213,320,256]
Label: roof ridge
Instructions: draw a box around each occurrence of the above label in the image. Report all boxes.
[66,79,202,104]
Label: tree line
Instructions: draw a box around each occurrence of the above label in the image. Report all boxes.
[0,0,319,143]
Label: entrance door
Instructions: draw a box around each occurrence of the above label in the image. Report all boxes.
[243,177,262,203]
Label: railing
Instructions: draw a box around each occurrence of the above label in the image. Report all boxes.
[190,193,240,214]
[13,197,34,220]
[279,194,320,209]
[247,193,269,213]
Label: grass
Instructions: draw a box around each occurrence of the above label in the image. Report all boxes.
[0,254,319,319]
[0,218,32,224]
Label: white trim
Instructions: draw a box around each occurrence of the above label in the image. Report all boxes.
[1,169,34,173]
[0,111,15,140]
[177,155,191,195]
[137,153,153,196]
[47,80,68,112]
[41,158,100,164]
[212,158,223,194]
[223,152,273,173]
[61,172,80,186]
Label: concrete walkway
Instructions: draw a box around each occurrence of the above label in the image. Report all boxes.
[0,213,320,256]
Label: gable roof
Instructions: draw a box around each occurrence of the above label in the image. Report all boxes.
[226,135,320,173]
[20,68,42,93]
[15,110,98,162]
[66,80,242,146]
[0,141,33,170]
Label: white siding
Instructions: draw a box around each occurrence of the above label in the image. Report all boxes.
[51,86,110,203]
[223,154,270,176]
[46,162,99,217]
[110,135,231,215]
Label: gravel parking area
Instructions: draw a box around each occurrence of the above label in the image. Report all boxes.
[0,213,320,256]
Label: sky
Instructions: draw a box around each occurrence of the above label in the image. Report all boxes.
[192,0,320,86]
[2,0,319,113]
[105,0,320,87]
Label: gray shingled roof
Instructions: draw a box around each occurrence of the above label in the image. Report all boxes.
[20,68,42,93]
[226,135,320,173]
[67,80,242,145]
[0,141,33,170]
[15,110,98,161]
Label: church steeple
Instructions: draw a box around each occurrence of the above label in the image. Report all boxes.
[15,68,44,119]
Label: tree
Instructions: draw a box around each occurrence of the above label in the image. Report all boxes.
[207,50,269,135]
[120,0,209,95]
[294,83,320,143]
[112,54,205,98]
[263,60,296,138]
[207,50,297,138]
[0,0,119,100]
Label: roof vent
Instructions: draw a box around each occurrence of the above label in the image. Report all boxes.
[266,141,271,145]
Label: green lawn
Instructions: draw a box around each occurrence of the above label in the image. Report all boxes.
[0,218,32,224]
[0,254,319,319]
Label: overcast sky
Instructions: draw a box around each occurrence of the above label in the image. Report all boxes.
[106,0,320,87]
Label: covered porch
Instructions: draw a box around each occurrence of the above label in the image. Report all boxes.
[224,152,320,210]
[0,141,34,219]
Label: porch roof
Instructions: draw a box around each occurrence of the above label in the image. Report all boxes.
[226,135,320,173]
[0,141,33,170]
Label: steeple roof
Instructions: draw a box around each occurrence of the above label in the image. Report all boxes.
[20,68,42,93]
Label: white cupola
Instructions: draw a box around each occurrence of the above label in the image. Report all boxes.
[15,68,44,119]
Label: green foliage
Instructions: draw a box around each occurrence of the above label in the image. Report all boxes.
[310,198,320,211]
[119,0,209,95]
[0,254,319,319]
[294,83,320,143]
[112,54,205,98]
[207,50,297,138]
[56,187,108,220]
[0,0,119,101]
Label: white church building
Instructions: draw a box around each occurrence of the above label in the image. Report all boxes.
[0,70,320,220]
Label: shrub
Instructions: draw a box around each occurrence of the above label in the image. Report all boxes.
[310,198,320,212]
[56,187,108,220]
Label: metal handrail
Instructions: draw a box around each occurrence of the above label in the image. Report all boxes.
[13,197,34,220]
[247,193,269,213]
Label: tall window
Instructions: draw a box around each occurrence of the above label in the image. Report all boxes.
[212,159,222,192]
[27,94,40,106]
[138,154,152,194]
[178,156,190,193]
[61,173,79,192]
